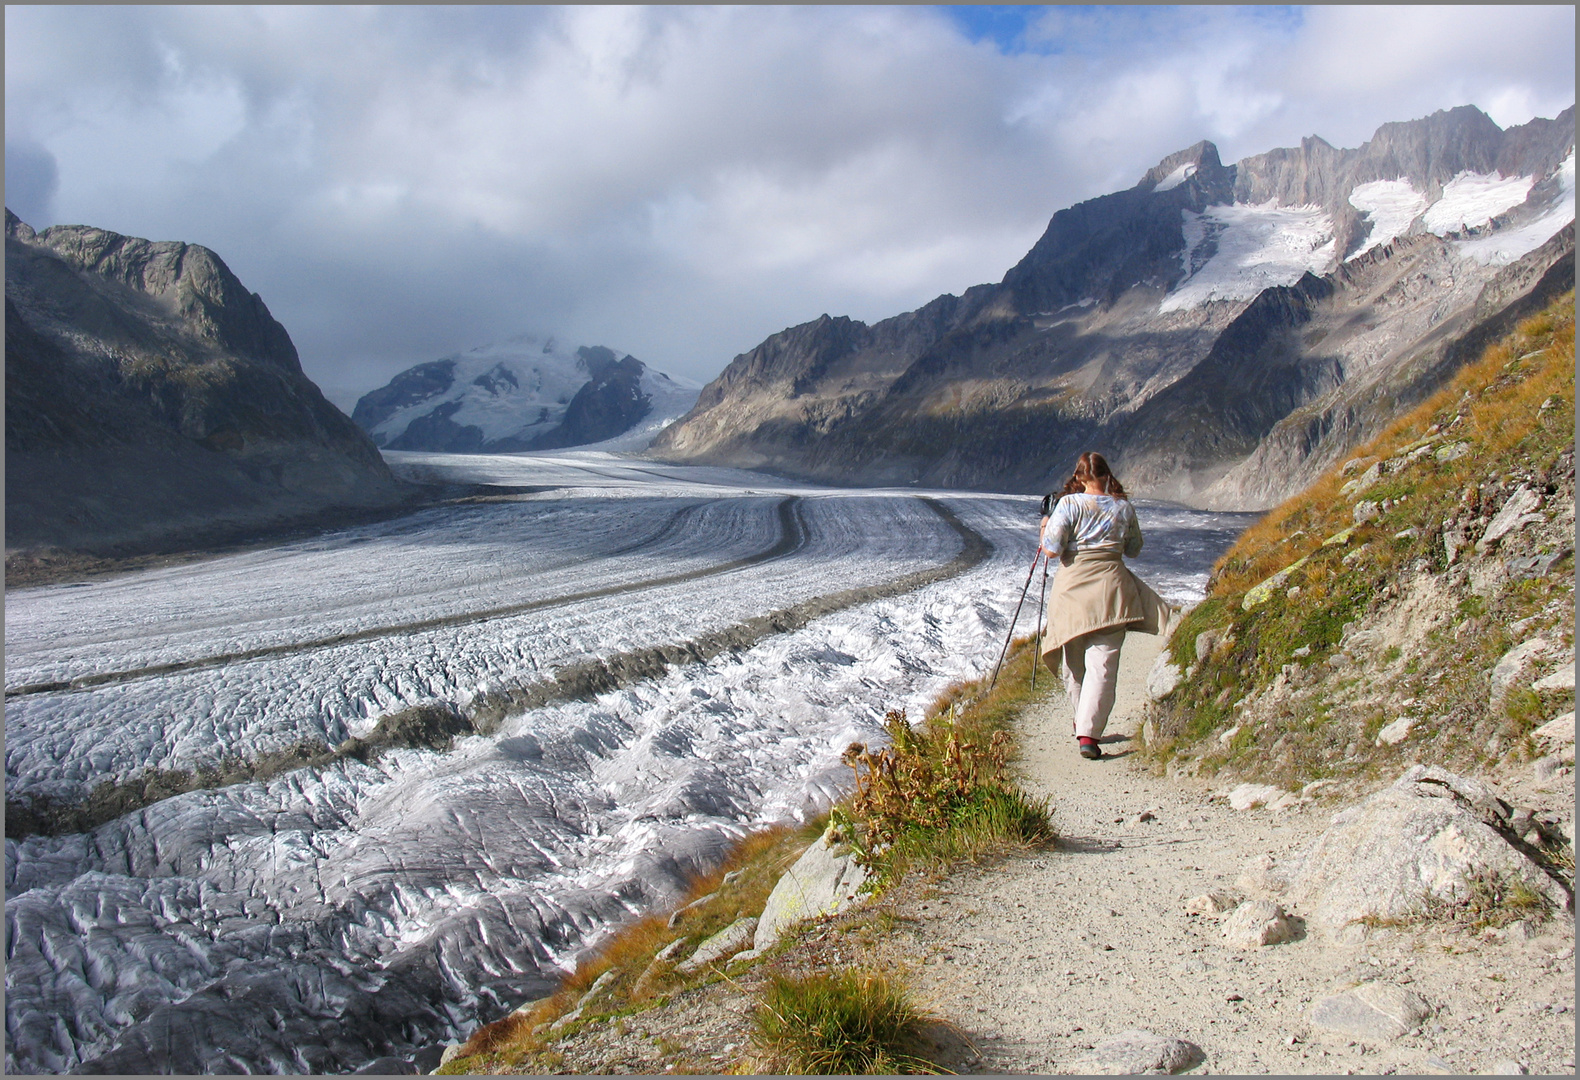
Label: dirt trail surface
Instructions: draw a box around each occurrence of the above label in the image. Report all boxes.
[896,631,1577,1076]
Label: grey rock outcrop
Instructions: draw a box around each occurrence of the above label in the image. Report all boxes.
[1309,982,1432,1041]
[753,828,868,951]
[5,209,403,556]
[1279,766,1572,940]
[1146,656,1184,701]
[1532,711,1576,749]
[1079,1030,1205,1075]
[1490,639,1553,708]
[674,917,757,975]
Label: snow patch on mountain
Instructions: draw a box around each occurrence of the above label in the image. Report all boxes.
[1422,169,1537,235]
[1455,150,1576,266]
[1154,162,1197,192]
[1160,201,1337,313]
[1349,180,1429,256]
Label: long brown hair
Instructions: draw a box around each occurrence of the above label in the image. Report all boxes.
[1061,451,1127,499]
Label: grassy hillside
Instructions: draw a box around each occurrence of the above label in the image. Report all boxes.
[1143,292,1576,790]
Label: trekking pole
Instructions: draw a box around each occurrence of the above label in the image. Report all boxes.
[1031,554,1049,691]
[988,546,1044,692]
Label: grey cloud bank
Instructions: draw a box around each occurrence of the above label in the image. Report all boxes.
[5,5,1574,409]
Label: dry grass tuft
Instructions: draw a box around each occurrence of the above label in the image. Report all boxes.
[750,969,945,1074]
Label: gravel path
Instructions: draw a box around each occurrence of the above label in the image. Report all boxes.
[897,632,1578,1076]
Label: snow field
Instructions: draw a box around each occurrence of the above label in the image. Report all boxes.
[1160,201,1337,312]
[1455,150,1576,266]
[1162,149,1572,310]
[1153,162,1197,192]
[1348,179,1429,256]
[1422,168,1537,236]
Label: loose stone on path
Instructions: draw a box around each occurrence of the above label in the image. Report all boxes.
[1309,982,1432,1041]
[1079,1030,1205,1075]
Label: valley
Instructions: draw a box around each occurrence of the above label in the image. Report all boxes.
[3,450,1251,1073]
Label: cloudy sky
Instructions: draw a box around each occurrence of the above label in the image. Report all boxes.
[6,5,1575,408]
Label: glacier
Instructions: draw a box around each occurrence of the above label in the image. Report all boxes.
[5,452,1253,1073]
[1160,200,1337,313]
[1348,179,1429,256]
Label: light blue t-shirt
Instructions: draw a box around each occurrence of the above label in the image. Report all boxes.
[1040,493,1143,559]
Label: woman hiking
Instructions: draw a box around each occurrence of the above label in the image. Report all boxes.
[1039,452,1170,760]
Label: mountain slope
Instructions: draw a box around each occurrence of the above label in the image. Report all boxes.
[1144,290,1575,801]
[651,105,1575,509]
[353,339,700,454]
[5,210,403,556]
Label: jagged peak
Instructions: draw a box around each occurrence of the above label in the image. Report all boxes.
[1140,141,1224,190]
[1362,103,1505,150]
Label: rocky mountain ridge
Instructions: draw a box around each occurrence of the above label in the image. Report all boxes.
[353,339,700,454]
[5,210,405,558]
[652,105,1576,509]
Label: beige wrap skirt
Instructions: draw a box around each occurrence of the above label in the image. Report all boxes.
[1041,549,1172,672]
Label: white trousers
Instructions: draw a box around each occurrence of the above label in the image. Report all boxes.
[1062,628,1126,739]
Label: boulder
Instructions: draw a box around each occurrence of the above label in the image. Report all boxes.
[1376,716,1416,746]
[1533,663,1576,692]
[1079,1030,1204,1075]
[1280,766,1571,941]
[573,967,621,1008]
[1227,783,1286,811]
[1532,711,1576,748]
[631,938,689,997]
[1310,982,1431,1041]
[1352,500,1382,524]
[1220,899,1295,948]
[1490,639,1551,707]
[1533,755,1571,788]
[1184,891,1238,916]
[547,1005,585,1033]
[1477,484,1543,554]
[1235,853,1295,897]
[1267,791,1302,812]
[1242,557,1309,610]
[1194,628,1224,661]
[668,890,716,929]
[1341,463,1384,497]
[675,917,757,976]
[754,829,868,950]
[1146,655,1184,701]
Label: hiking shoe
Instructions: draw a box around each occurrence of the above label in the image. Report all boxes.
[1079,742,1102,760]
